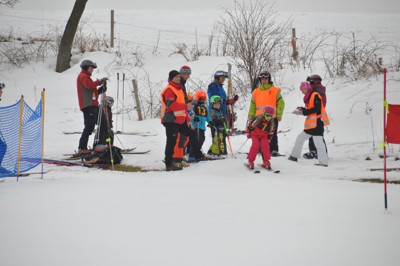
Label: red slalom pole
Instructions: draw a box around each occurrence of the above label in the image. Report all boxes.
[383,68,388,209]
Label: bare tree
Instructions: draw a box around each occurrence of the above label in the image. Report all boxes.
[0,0,20,7]
[56,0,88,73]
[219,0,291,89]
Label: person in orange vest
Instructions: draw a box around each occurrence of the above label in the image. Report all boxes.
[303,74,328,159]
[161,70,191,171]
[248,71,285,156]
[288,81,330,166]
[172,93,194,168]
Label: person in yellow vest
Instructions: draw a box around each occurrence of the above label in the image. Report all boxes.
[248,71,285,156]
[161,70,192,171]
[288,81,330,166]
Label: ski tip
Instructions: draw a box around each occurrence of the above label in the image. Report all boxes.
[274,170,280,174]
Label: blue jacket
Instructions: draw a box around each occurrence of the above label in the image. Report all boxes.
[191,101,211,131]
[207,81,227,116]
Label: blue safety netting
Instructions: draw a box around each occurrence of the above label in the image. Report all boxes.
[0,98,43,178]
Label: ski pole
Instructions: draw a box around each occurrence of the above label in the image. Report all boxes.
[122,73,125,132]
[224,122,234,158]
[236,138,249,154]
[116,73,119,132]
[103,91,115,170]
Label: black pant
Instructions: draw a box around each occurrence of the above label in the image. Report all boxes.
[78,106,109,150]
[269,118,279,153]
[164,123,188,166]
[189,129,205,158]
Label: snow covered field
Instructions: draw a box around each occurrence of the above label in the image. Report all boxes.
[1,8,400,266]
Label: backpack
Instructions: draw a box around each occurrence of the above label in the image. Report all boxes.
[85,145,123,165]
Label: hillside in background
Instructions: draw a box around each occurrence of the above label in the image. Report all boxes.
[1,9,400,266]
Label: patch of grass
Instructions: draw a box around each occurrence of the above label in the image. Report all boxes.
[354,178,400,185]
[98,164,163,172]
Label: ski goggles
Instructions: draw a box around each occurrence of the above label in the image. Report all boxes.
[264,113,274,119]
[0,83,5,89]
[259,75,270,79]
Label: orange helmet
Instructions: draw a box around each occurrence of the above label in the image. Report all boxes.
[195,90,207,102]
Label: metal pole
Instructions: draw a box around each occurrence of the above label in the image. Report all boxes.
[17,96,24,181]
[116,73,119,132]
[41,89,45,179]
[122,73,125,132]
[383,68,388,209]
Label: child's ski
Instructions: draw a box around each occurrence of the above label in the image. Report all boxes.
[244,163,260,173]
[259,164,280,173]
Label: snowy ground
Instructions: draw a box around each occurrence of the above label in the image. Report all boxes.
[1,9,400,266]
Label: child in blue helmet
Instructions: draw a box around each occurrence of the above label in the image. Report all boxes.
[207,95,227,158]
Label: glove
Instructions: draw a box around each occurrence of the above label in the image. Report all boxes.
[292,107,303,115]
[245,128,251,139]
[99,77,108,85]
[194,117,200,123]
[97,85,106,94]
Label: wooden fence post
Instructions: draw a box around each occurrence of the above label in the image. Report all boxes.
[110,10,115,48]
[131,79,143,121]
[291,28,298,61]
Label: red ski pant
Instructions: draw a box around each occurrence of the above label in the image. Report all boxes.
[247,136,271,162]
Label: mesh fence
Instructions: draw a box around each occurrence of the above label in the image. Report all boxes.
[0,97,43,178]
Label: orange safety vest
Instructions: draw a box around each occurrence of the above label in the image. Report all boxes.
[252,86,280,117]
[304,92,330,130]
[161,85,187,122]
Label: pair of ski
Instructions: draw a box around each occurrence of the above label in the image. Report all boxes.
[63,131,157,137]
[64,147,150,160]
[245,163,280,174]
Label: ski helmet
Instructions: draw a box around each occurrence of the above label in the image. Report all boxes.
[258,70,271,82]
[210,95,222,105]
[307,74,322,84]
[106,96,114,106]
[80,59,97,70]
[263,105,275,116]
[195,90,207,102]
[214,70,228,79]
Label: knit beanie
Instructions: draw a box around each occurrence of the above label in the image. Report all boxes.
[179,65,192,75]
[168,70,180,81]
[300,81,312,91]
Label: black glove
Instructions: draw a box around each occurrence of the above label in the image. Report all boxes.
[99,77,108,85]
[97,85,107,94]
[194,117,200,123]
[233,94,239,101]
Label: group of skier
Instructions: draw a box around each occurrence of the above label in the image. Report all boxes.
[75,59,330,171]
[160,67,239,171]
[160,66,329,171]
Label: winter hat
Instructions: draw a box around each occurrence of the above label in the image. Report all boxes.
[168,70,180,81]
[179,65,192,75]
[263,105,275,115]
[300,81,312,91]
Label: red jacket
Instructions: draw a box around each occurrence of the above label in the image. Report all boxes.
[161,81,190,124]
[77,70,100,110]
